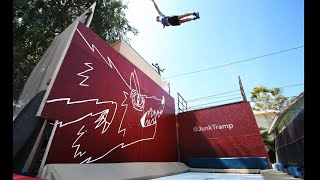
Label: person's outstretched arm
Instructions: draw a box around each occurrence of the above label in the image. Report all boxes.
[151,0,164,16]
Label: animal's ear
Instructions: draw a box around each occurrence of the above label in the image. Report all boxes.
[130,70,140,93]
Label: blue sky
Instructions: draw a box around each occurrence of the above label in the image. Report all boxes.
[123,0,304,111]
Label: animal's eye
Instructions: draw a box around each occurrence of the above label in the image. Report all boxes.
[130,90,145,111]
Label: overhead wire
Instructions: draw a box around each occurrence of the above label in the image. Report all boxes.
[164,46,304,79]
[187,83,303,104]
[187,96,243,109]
[170,50,304,111]
[185,84,303,110]
[188,93,242,103]
[187,95,299,111]
[187,90,239,102]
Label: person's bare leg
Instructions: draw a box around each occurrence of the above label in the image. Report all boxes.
[178,13,194,20]
[179,18,194,24]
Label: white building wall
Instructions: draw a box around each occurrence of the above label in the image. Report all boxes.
[253,110,279,132]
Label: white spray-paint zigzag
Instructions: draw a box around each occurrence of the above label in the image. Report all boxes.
[46,98,117,159]
[77,62,93,87]
[46,98,117,133]
[72,125,87,158]
[75,28,142,137]
[75,28,162,163]
[45,28,165,164]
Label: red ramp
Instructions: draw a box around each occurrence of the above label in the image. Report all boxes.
[177,101,270,169]
[37,22,177,164]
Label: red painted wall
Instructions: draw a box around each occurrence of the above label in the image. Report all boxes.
[177,101,269,163]
[40,22,177,164]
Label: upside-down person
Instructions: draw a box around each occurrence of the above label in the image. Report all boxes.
[151,0,200,29]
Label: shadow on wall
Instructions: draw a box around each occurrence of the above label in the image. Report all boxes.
[13,90,49,174]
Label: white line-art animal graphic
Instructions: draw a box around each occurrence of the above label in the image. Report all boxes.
[45,28,165,164]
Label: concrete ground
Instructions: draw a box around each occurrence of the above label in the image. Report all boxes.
[260,169,303,180]
[152,169,303,180]
[152,172,264,180]
[38,162,304,180]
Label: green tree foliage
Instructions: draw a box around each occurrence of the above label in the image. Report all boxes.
[250,86,296,111]
[260,127,276,163]
[13,0,138,101]
[251,86,296,163]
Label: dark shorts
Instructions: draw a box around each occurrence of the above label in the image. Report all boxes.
[168,16,180,26]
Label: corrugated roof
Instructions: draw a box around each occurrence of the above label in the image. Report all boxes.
[268,92,304,134]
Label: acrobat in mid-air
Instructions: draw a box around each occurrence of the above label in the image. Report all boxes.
[151,0,200,28]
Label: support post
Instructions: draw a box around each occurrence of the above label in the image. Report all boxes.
[238,75,247,102]
[22,119,48,174]
[36,120,59,178]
